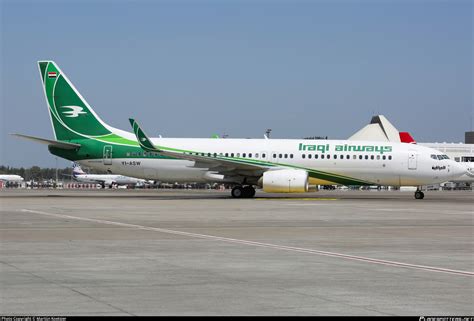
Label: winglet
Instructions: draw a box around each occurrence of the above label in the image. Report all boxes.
[129,118,158,151]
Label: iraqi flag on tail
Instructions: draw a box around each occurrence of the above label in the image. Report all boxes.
[48,71,57,78]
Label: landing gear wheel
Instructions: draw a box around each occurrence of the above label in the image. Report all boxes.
[242,186,256,198]
[414,191,424,199]
[231,186,244,198]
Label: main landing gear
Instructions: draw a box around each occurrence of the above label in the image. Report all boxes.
[414,188,424,200]
[231,185,256,198]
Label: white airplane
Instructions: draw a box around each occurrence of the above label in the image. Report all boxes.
[13,61,467,199]
[70,163,148,188]
[0,175,24,183]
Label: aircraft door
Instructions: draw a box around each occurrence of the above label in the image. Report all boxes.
[408,151,417,170]
[103,145,113,165]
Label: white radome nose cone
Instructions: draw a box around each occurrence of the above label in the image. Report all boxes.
[451,162,467,179]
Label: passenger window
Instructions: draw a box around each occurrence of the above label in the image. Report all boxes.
[225,153,229,157]
[263,153,266,158]
[359,155,362,160]
[346,155,350,159]
[255,153,259,158]
[388,156,392,160]
[321,154,325,159]
[289,154,293,159]
[243,153,246,158]
[365,155,368,160]
[284,154,288,158]
[237,153,240,157]
[249,153,252,158]
[214,153,217,157]
[353,155,356,160]
[371,155,374,160]
[377,155,380,160]
[340,155,344,159]
[302,154,306,159]
[334,155,337,159]
[308,154,312,159]
[208,153,211,157]
[382,155,386,160]
[279,154,282,158]
[315,154,319,159]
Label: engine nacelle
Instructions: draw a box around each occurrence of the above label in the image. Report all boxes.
[261,169,309,193]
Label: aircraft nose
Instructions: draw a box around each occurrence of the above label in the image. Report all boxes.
[450,161,467,178]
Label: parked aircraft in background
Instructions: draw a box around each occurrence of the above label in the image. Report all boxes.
[70,163,148,188]
[13,61,466,199]
[0,175,24,183]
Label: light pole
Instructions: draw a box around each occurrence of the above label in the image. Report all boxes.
[55,157,58,188]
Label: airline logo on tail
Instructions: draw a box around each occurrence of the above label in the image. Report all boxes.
[61,106,87,118]
[72,162,85,177]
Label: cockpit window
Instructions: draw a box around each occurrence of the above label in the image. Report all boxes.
[437,155,443,160]
[431,155,437,160]
[443,155,449,159]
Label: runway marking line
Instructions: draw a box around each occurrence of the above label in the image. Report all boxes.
[20,209,474,278]
[255,198,338,201]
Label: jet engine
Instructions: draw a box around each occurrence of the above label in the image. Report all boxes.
[261,169,309,193]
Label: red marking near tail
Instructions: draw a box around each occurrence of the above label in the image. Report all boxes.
[399,132,416,144]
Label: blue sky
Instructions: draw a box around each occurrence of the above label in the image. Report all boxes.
[1,0,472,167]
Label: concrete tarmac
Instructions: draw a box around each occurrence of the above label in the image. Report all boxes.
[1,189,473,315]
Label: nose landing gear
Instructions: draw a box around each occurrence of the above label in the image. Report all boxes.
[231,185,256,198]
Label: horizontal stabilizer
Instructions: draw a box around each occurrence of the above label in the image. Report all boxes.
[11,133,81,150]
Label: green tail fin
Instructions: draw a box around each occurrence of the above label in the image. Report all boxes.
[38,61,112,141]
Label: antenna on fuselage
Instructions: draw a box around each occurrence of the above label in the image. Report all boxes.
[265,128,272,139]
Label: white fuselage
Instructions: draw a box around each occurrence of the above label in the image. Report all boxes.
[73,173,146,186]
[79,138,466,186]
[0,175,24,183]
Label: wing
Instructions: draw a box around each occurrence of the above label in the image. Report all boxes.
[129,119,271,180]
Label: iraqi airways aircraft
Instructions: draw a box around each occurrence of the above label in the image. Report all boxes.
[13,61,466,199]
[70,163,148,188]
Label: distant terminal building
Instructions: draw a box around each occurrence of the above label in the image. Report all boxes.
[419,131,474,163]
[466,131,474,144]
